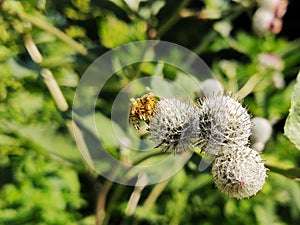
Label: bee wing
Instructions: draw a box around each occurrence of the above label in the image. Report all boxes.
[198,153,215,171]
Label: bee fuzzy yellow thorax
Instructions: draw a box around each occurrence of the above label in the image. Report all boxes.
[129,92,159,130]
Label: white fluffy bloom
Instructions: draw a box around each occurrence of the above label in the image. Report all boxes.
[197,94,252,155]
[149,98,199,154]
[212,146,267,199]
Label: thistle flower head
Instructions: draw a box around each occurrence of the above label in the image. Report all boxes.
[149,98,199,154]
[212,146,267,199]
[197,94,252,155]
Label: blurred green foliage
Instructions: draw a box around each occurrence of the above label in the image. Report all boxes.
[0,0,300,224]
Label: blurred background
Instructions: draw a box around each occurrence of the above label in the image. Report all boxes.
[0,0,300,224]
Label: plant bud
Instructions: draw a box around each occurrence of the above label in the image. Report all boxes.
[259,0,288,18]
[197,94,252,155]
[212,146,267,199]
[252,8,282,35]
[250,117,272,151]
[149,98,199,154]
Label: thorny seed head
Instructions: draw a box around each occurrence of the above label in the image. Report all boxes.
[197,94,252,155]
[211,146,267,199]
[149,98,199,154]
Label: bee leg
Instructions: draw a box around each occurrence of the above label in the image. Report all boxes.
[155,140,165,149]
[172,142,179,155]
[192,139,206,153]
[154,140,172,153]
[162,145,171,153]
[129,116,140,130]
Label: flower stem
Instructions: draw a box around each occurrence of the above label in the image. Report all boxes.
[41,69,69,111]
[265,163,300,181]
[3,1,88,55]
[236,73,262,99]
[192,30,218,55]
[155,0,190,38]
[96,180,114,225]
[143,180,169,210]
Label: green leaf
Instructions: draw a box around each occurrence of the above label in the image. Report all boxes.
[284,71,300,150]
[99,15,147,49]
[266,164,300,180]
[254,202,276,225]
[9,58,38,79]
[174,72,200,99]
[124,0,143,11]
[72,112,127,157]
[138,0,165,19]
[2,122,81,163]
[94,112,125,155]
[233,31,258,55]
[268,80,294,122]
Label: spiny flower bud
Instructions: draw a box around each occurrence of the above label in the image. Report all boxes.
[197,94,252,155]
[250,117,272,152]
[252,8,282,36]
[149,98,199,154]
[272,71,285,89]
[211,146,267,199]
[199,79,224,97]
[258,53,284,71]
[259,0,288,18]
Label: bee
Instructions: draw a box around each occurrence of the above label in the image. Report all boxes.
[129,92,159,130]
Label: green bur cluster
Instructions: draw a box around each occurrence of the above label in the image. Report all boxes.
[148,94,267,199]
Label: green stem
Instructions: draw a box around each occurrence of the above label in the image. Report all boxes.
[41,69,69,111]
[133,151,170,165]
[236,73,262,99]
[265,163,300,181]
[192,2,256,55]
[155,0,190,38]
[4,2,88,55]
[102,184,125,225]
[192,30,218,55]
[20,12,87,55]
[96,180,114,225]
[143,180,169,210]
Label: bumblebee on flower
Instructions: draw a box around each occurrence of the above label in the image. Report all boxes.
[128,91,267,199]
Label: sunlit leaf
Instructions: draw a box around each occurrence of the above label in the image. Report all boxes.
[72,112,127,157]
[9,58,38,79]
[266,164,300,180]
[99,15,146,49]
[284,71,300,150]
[2,122,81,163]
